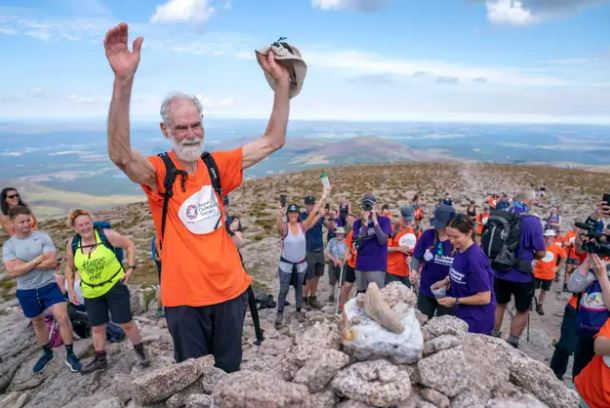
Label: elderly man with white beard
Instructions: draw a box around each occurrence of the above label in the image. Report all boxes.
[103,23,291,372]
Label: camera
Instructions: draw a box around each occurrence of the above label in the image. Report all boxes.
[361,199,374,212]
[575,217,610,257]
[280,194,287,207]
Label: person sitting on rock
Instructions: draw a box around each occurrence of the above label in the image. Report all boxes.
[352,194,392,293]
[64,209,149,373]
[2,205,81,374]
[386,206,419,288]
[574,316,610,407]
[410,204,456,319]
[326,226,347,304]
[1,187,38,237]
[432,214,496,335]
[275,195,328,328]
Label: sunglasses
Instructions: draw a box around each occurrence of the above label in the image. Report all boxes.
[71,209,90,222]
[7,193,19,199]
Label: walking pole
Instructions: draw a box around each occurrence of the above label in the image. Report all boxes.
[247,285,264,345]
[335,264,345,314]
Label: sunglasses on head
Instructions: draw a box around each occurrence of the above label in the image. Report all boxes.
[71,209,90,222]
[7,193,19,199]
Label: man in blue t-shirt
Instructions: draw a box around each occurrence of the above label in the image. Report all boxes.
[352,194,392,293]
[492,191,546,348]
[300,195,327,309]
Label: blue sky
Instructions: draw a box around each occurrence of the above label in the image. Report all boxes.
[0,0,609,123]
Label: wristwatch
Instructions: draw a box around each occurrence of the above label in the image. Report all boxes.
[455,297,460,305]
[127,265,136,270]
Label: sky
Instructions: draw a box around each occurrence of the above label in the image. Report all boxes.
[0,0,609,124]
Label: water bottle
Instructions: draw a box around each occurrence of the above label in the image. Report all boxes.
[320,172,330,192]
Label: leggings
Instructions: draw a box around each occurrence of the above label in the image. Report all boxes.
[277,267,306,313]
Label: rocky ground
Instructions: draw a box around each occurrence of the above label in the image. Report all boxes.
[0,161,606,407]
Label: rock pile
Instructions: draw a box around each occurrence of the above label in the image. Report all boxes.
[0,282,578,408]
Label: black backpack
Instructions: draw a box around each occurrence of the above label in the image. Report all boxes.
[481,209,528,273]
[156,152,222,276]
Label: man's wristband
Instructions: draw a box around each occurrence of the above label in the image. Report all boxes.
[127,265,136,270]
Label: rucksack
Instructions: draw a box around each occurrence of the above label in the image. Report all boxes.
[481,210,525,273]
[45,315,63,348]
[156,152,222,277]
[71,221,124,263]
[576,280,610,337]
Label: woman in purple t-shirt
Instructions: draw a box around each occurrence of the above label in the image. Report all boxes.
[410,204,456,319]
[432,214,496,335]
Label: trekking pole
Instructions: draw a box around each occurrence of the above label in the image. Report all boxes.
[335,265,345,314]
[246,286,264,345]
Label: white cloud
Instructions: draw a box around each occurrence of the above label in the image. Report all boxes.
[150,0,215,25]
[30,88,45,98]
[486,0,539,25]
[312,0,390,12]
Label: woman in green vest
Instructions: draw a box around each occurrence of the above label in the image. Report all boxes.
[64,209,150,373]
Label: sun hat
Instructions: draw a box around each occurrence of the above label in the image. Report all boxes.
[544,229,557,237]
[400,205,415,221]
[335,227,346,235]
[430,204,456,229]
[256,38,307,99]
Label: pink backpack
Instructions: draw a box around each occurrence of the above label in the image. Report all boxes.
[45,315,64,348]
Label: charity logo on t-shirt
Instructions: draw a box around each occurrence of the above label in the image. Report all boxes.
[178,185,222,234]
[423,248,454,266]
[399,233,417,250]
[541,250,555,263]
[449,266,466,285]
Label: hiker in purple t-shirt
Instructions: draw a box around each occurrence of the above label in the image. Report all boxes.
[433,214,496,334]
[351,194,392,292]
[492,191,546,348]
[410,204,456,319]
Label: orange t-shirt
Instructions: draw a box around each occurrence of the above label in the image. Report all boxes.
[575,318,610,407]
[533,245,566,281]
[488,196,497,209]
[563,230,579,259]
[142,148,251,307]
[387,227,418,277]
[476,212,489,236]
[345,230,357,269]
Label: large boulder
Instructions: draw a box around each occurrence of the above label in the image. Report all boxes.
[422,315,468,340]
[418,346,468,398]
[461,333,511,401]
[331,359,412,407]
[131,358,203,405]
[292,349,350,393]
[212,371,310,408]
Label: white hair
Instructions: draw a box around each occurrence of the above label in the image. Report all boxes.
[160,92,204,126]
[515,190,536,202]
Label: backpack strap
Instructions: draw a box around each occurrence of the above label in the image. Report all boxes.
[201,152,222,198]
[95,226,124,268]
[157,152,187,250]
[71,234,81,257]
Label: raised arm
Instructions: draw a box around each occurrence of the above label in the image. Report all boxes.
[276,206,286,237]
[303,192,328,231]
[104,23,156,188]
[242,52,291,169]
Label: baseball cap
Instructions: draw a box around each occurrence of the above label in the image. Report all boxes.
[335,227,346,235]
[430,204,456,229]
[544,229,557,237]
[400,205,415,221]
[287,204,300,213]
[304,196,316,205]
[256,39,307,99]
[362,193,377,205]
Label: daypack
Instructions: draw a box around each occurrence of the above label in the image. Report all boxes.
[576,280,610,337]
[45,315,63,348]
[67,303,126,342]
[71,221,124,264]
[481,210,526,273]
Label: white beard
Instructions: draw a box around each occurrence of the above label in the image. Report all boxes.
[171,137,204,162]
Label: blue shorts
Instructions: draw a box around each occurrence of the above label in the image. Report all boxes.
[16,282,65,318]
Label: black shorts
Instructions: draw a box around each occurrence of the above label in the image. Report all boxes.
[306,250,325,279]
[342,264,356,284]
[327,264,342,285]
[534,278,552,291]
[84,282,132,326]
[494,277,534,313]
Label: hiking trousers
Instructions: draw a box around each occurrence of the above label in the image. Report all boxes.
[165,291,247,373]
[572,334,595,380]
[550,304,577,380]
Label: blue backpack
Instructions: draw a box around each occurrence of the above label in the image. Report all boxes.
[576,279,610,337]
[71,221,124,264]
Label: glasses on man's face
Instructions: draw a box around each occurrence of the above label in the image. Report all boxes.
[7,194,19,199]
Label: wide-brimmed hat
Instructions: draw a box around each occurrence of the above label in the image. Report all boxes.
[430,204,456,229]
[256,39,307,99]
[400,205,415,221]
[335,227,346,235]
[544,229,557,237]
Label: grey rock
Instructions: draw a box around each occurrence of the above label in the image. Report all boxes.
[308,389,338,408]
[105,373,134,403]
[422,315,468,340]
[508,353,578,408]
[486,394,549,408]
[293,349,350,393]
[213,370,310,408]
[421,387,450,408]
[0,391,29,408]
[417,401,438,408]
[131,358,203,405]
[418,346,468,398]
[93,397,125,408]
[65,396,115,408]
[166,381,205,408]
[199,364,227,394]
[450,390,486,408]
[336,401,373,408]
[402,364,420,385]
[423,335,461,356]
[332,360,412,407]
[183,393,213,408]
[461,333,511,401]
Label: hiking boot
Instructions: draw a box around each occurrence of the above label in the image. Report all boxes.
[134,344,150,368]
[81,355,107,374]
[536,303,545,316]
[308,296,322,310]
[33,350,54,374]
[491,328,502,338]
[295,311,305,323]
[302,297,311,310]
[506,337,519,349]
[274,313,284,329]
[65,352,81,373]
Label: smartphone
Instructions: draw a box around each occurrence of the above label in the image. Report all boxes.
[280,194,287,207]
[325,203,330,210]
[603,194,610,206]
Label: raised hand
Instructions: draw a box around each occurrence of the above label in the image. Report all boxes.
[257,51,290,86]
[103,23,144,80]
